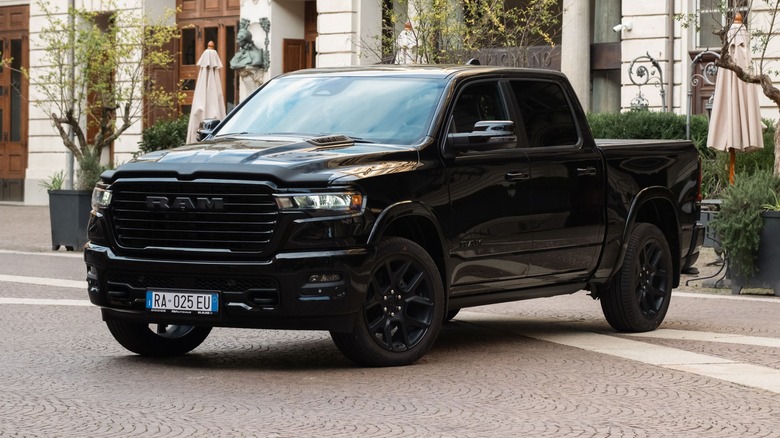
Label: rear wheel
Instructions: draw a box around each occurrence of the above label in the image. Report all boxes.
[331,237,444,367]
[106,320,212,356]
[601,223,673,332]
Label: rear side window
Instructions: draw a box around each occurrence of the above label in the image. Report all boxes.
[509,81,579,148]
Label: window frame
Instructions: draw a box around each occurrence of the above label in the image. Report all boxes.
[696,0,749,49]
[505,78,582,150]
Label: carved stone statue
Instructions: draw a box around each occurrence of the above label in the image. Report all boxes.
[230,18,267,70]
[395,21,418,64]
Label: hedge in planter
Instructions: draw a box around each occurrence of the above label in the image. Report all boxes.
[710,170,780,281]
[137,115,189,156]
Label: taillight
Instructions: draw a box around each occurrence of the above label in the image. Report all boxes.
[697,156,703,202]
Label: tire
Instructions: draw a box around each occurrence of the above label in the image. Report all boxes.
[601,223,673,332]
[106,320,212,356]
[331,237,444,367]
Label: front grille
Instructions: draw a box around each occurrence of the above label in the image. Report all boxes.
[110,181,278,252]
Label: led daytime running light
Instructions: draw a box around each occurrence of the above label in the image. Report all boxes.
[276,192,363,213]
[91,187,112,210]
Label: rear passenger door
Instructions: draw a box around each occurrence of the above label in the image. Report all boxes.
[506,79,606,283]
[445,79,534,295]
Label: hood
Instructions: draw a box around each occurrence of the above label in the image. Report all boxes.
[108,135,423,185]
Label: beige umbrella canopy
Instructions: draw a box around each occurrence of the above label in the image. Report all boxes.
[186,41,226,143]
[707,13,764,184]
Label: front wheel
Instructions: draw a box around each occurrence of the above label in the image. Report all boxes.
[601,223,673,332]
[331,237,445,367]
[106,320,212,356]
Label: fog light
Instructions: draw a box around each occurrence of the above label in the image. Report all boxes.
[308,273,342,283]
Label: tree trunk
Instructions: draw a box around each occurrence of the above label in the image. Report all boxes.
[775,119,780,177]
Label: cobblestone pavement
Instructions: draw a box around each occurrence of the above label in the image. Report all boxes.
[1,206,780,437]
[1,294,779,437]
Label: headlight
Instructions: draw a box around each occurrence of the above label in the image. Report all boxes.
[91,184,112,211]
[275,192,364,216]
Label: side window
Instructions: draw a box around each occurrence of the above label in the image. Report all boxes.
[510,81,579,148]
[451,82,508,133]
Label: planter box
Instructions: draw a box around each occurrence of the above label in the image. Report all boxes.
[731,210,780,296]
[48,190,92,251]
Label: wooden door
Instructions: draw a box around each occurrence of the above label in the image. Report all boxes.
[177,20,239,115]
[283,2,317,73]
[304,1,317,68]
[145,36,179,128]
[0,5,28,201]
[283,39,306,73]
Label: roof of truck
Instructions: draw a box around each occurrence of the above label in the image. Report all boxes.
[280,64,568,81]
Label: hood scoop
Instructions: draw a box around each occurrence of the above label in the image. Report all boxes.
[307,134,354,148]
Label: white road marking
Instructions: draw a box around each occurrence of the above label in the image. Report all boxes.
[626,328,780,348]
[0,274,85,289]
[460,311,780,395]
[675,291,780,303]
[0,298,91,306]
[0,249,83,258]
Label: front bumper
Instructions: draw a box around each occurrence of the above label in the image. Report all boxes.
[84,243,372,332]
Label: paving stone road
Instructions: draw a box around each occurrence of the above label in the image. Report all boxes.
[1,205,780,437]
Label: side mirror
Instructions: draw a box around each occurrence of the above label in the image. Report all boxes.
[447,120,517,152]
[196,118,221,141]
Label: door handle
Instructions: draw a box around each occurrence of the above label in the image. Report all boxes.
[505,171,530,181]
[576,167,597,176]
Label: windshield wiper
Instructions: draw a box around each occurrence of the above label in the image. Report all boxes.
[307,134,375,147]
[213,131,250,138]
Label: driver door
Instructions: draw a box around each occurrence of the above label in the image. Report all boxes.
[445,80,534,296]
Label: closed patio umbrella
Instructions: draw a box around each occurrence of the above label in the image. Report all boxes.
[186,41,226,143]
[707,13,764,184]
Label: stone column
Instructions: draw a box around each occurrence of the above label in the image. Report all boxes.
[592,0,621,113]
[561,0,591,112]
[317,0,358,67]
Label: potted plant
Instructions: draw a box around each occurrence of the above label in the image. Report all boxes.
[710,170,780,295]
[41,172,91,251]
[756,192,780,295]
[16,1,180,250]
[42,152,108,250]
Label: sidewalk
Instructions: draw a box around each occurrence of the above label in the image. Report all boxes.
[0,203,750,293]
[0,205,57,253]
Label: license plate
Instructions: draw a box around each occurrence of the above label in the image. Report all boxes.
[146,290,219,315]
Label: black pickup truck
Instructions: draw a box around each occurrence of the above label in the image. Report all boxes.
[85,65,704,367]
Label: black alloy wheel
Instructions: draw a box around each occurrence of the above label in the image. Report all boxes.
[331,237,444,366]
[601,223,673,332]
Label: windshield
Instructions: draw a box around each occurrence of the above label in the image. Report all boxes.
[216,75,447,145]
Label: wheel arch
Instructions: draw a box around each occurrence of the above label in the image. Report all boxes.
[368,202,448,291]
[614,187,682,287]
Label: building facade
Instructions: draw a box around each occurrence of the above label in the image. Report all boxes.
[0,0,776,204]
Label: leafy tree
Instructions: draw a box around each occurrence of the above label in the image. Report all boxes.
[373,0,561,66]
[19,1,180,189]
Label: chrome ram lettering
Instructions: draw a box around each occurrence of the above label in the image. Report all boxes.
[145,196,225,211]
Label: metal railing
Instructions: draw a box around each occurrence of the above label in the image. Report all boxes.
[686,50,720,139]
[628,52,666,111]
